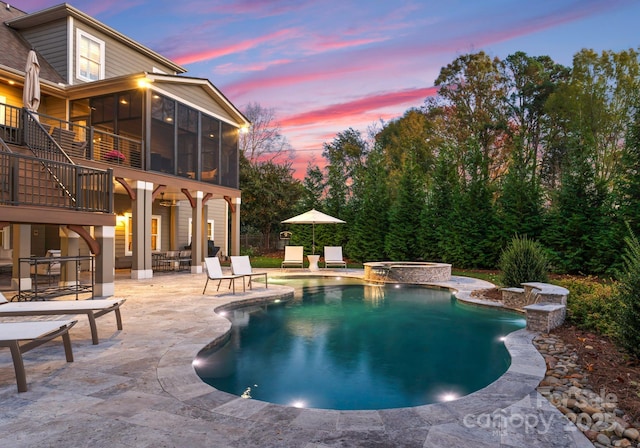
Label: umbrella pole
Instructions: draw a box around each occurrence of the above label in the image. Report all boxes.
[312,223,315,254]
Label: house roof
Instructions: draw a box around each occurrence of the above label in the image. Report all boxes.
[0,2,66,85]
[5,3,186,76]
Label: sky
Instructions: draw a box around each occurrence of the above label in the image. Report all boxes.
[15,0,640,177]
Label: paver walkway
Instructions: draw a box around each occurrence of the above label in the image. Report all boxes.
[0,270,592,447]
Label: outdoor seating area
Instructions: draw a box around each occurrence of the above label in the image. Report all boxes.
[202,256,243,294]
[153,250,192,272]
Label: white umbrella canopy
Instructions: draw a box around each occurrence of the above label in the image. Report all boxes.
[281,209,346,254]
[23,50,41,118]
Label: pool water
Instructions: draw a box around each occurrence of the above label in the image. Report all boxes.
[195,279,526,410]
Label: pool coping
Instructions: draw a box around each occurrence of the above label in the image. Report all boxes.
[156,273,593,447]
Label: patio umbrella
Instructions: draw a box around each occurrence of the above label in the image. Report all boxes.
[23,50,41,120]
[281,209,345,254]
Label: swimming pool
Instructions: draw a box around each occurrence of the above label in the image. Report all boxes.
[194,278,526,410]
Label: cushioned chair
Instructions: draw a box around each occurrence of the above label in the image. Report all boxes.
[0,319,77,392]
[281,246,304,269]
[203,257,243,295]
[323,246,347,269]
[230,256,268,290]
[0,292,125,345]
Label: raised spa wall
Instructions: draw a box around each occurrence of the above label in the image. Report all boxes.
[363,262,452,284]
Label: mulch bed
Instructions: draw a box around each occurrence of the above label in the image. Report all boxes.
[551,324,640,425]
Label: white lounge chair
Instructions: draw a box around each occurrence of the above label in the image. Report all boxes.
[323,246,347,269]
[0,319,77,392]
[281,246,304,269]
[0,292,125,345]
[230,256,268,290]
[203,257,243,294]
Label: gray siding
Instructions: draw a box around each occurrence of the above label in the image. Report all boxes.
[73,22,176,84]
[154,83,236,124]
[20,20,68,81]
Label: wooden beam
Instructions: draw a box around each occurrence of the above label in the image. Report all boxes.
[0,206,115,227]
[67,225,101,256]
[224,196,235,213]
[181,188,196,208]
[202,193,213,205]
[152,185,166,201]
[0,222,9,228]
[115,177,136,201]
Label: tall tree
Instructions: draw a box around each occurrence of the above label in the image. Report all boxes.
[347,147,390,262]
[240,102,291,163]
[385,154,425,260]
[239,156,303,250]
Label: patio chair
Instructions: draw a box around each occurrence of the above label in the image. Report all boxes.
[0,292,126,345]
[230,256,268,290]
[323,246,347,269]
[30,249,61,285]
[281,246,304,269]
[203,257,243,295]
[157,250,180,271]
[0,319,77,392]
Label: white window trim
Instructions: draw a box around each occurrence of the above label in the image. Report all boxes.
[124,213,162,255]
[188,218,214,246]
[0,226,9,250]
[76,28,105,82]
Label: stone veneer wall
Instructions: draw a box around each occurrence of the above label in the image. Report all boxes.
[363,262,451,283]
[501,283,569,333]
[524,304,566,333]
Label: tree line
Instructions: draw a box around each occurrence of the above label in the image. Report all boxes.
[240,48,640,275]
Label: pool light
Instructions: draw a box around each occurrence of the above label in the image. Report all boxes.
[440,392,458,402]
[291,400,306,408]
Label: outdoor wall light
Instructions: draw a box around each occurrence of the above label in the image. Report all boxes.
[137,78,152,89]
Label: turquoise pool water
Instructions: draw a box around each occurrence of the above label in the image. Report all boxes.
[195,278,526,410]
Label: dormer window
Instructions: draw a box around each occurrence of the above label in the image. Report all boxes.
[76,29,105,82]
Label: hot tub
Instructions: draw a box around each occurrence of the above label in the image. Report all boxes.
[363,261,452,284]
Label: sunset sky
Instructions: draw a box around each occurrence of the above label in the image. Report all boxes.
[16,0,640,176]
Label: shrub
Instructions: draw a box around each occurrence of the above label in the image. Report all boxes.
[554,276,620,338]
[499,235,549,287]
[616,229,640,359]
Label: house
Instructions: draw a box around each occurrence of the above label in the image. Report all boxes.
[0,2,249,297]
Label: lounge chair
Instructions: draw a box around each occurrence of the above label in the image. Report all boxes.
[281,246,304,269]
[203,257,243,295]
[230,256,268,290]
[0,292,125,345]
[0,319,77,392]
[323,246,347,269]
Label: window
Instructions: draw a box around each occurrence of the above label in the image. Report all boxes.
[76,29,105,82]
[124,213,161,255]
[188,218,214,245]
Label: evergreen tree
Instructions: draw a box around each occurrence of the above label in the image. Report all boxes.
[347,148,390,262]
[385,155,425,260]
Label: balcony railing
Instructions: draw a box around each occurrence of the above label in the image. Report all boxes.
[0,103,143,170]
[0,150,112,213]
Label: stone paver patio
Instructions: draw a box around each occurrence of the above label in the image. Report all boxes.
[0,270,592,447]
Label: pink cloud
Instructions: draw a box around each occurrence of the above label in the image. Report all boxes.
[280,87,439,128]
[173,28,296,65]
[214,59,294,75]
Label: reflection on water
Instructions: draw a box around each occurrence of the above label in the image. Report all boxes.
[195,279,526,410]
